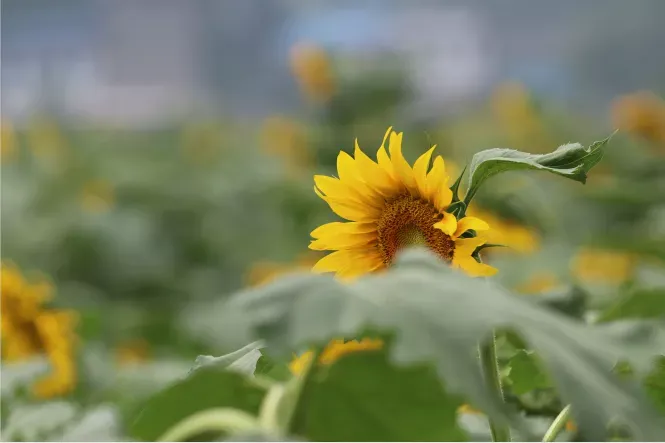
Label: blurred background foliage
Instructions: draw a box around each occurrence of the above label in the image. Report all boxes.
[1,0,665,440]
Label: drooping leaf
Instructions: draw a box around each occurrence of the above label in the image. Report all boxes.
[464,135,613,204]
[290,344,468,441]
[217,248,665,441]
[131,368,266,441]
[508,350,552,395]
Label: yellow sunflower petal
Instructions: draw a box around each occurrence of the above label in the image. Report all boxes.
[336,151,385,207]
[453,236,487,255]
[309,232,377,251]
[353,139,400,197]
[413,145,437,197]
[311,221,377,238]
[314,175,361,203]
[388,131,418,195]
[453,217,490,239]
[314,186,378,222]
[454,256,498,277]
[312,249,383,276]
[433,212,458,236]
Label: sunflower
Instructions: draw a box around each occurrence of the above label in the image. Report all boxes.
[308,127,497,279]
[1,263,79,398]
[289,42,336,103]
[611,91,665,146]
[245,252,322,288]
[571,248,636,285]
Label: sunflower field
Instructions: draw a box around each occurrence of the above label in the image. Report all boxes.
[2,43,665,442]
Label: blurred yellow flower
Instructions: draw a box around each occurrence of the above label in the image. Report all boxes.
[114,338,151,367]
[515,272,560,294]
[443,160,539,255]
[260,116,312,177]
[246,253,321,288]
[180,120,224,163]
[80,179,115,213]
[26,116,68,160]
[289,42,336,103]
[491,82,550,151]
[1,121,18,163]
[572,248,636,285]
[611,91,665,146]
[289,338,384,376]
[466,206,540,254]
[1,263,79,398]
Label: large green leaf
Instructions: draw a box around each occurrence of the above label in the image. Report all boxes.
[291,344,467,441]
[217,248,665,441]
[464,135,612,204]
[131,368,266,441]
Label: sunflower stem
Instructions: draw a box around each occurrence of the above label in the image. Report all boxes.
[542,405,572,442]
[480,331,512,442]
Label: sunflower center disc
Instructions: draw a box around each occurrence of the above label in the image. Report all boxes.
[376,195,455,265]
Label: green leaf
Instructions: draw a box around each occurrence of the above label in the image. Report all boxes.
[189,341,265,377]
[597,288,665,323]
[290,343,468,441]
[645,357,665,415]
[218,248,665,441]
[464,135,613,204]
[131,368,266,441]
[255,355,293,382]
[508,350,552,395]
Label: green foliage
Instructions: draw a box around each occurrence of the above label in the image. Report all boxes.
[508,350,552,395]
[131,368,267,441]
[204,249,665,441]
[464,135,613,204]
[598,288,665,322]
[291,346,467,442]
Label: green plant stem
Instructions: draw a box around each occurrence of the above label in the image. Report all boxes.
[480,332,512,442]
[157,408,261,442]
[281,348,321,434]
[542,405,572,442]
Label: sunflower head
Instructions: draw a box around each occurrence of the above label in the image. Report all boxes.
[611,91,665,145]
[309,127,497,279]
[289,42,336,103]
[0,263,79,398]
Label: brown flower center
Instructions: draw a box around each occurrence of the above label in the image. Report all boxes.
[376,195,455,265]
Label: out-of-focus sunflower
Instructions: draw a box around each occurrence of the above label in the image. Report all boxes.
[180,120,225,163]
[571,248,636,285]
[114,338,151,367]
[1,120,18,163]
[260,116,312,177]
[490,82,550,152]
[245,252,321,288]
[309,127,497,279]
[26,116,68,160]
[440,160,539,255]
[465,206,539,254]
[289,42,336,103]
[515,272,560,294]
[611,91,665,146]
[1,263,78,398]
[80,179,115,213]
[289,338,383,376]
